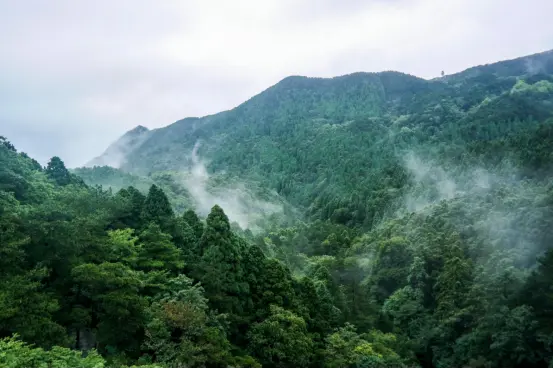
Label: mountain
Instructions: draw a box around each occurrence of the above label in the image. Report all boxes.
[86,125,150,168]
[84,49,553,228]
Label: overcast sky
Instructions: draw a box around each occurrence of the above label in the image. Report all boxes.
[1,0,553,167]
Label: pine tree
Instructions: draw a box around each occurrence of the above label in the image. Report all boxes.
[141,185,174,230]
[182,209,204,241]
[113,186,146,230]
[137,223,184,273]
[198,205,248,327]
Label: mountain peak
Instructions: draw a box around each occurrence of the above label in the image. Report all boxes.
[84,125,151,168]
[128,125,149,134]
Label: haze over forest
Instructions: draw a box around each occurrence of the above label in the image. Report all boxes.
[3,1,553,368]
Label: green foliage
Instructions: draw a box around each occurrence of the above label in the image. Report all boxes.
[0,268,69,348]
[0,136,16,152]
[322,324,408,368]
[142,274,234,367]
[46,156,72,186]
[0,335,105,368]
[247,305,314,367]
[182,209,204,241]
[71,262,147,355]
[136,223,184,273]
[198,205,250,334]
[141,185,174,230]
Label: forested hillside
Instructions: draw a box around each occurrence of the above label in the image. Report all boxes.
[3,49,553,367]
[86,49,553,228]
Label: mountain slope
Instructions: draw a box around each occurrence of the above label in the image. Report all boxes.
[85,49,553,227]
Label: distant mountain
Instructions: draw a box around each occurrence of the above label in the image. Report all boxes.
[85,125,150,168]
[85,49,553,227]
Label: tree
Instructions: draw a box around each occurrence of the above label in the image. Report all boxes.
[0,193,27,276]
[247,305,314,367]
[248,255,296,321]
[46,156,71,186]
[114,186,145,230]
[0,335,105,368]
[322,324,407,368]
[182,209,204,241]
[105,228,141,266]
[141,185,174,230]
[142,274,234,367]
[71,262,147,356]
[198,205,249,323]
[137,223,184,273]
[171,217,199,270]
[0,268,69,348]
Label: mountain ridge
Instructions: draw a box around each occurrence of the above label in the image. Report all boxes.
[83,48,553,227]
[91,48,553,161]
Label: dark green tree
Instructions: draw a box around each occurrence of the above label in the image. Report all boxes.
[141,184,174,230]
[71,262,147,356]
[114,186,146,230]
[198,205,249,331]
[137,223,184,273]
[45,156,72,186]
[182,209,204,241]
[247,305,314,367]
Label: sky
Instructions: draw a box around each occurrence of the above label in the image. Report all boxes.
[1,0,553,167]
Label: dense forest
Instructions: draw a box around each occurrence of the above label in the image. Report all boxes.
[3,49,553,367]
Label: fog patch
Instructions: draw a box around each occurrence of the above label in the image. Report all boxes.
[400,150,552,269]
[401,152,512,213]
[182,141,284,231]
[403,152,458,212]
[524,57,546,76]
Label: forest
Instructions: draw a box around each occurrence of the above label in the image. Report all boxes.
[2,50,553,367]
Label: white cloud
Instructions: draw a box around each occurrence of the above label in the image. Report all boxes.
[1,0,552,166]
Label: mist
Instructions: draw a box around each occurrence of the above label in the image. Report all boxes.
[181,141,284,230]
[349,148,552,288]
[400,150,551,268]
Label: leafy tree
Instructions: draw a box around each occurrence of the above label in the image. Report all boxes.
[113,186,145,230]
[71,262,147,356]
[322,324,407,368]
[142,274,234,367]
[171,217,200,271]
[0,268,69,348]
[247,305,314,367]
[46,156,72,186]
[0,335,105,368]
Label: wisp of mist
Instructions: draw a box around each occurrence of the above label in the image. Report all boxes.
[182,141,283,230]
